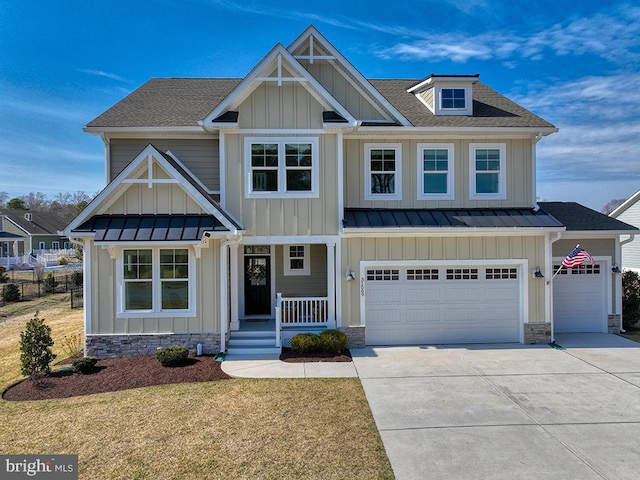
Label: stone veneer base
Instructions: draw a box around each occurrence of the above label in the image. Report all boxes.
[339,326,365,349]
[608,314,621,334]
[523,323,551,344]
[85,333,222,359]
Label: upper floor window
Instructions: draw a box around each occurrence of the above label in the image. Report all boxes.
[469,143,506,200]
[441,88,466,110]
[417,143,454,200]
[364,143,402,201]
[284,244,310,276]
[245,137,319,198]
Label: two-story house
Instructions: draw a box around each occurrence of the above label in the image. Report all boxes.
[65,27,637,358]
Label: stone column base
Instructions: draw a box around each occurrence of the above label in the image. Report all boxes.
[608,314,621,334]
[339,326,365,349]
[523,323,551,344]
[85,333,221,359]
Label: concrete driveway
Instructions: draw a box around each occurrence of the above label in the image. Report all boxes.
[352,333,640,480]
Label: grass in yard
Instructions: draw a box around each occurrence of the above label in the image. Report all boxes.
[619,327,640,343]
[0,297,394,480]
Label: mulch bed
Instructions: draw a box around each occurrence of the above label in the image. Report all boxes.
[279,348,352,363]
[3,355,231,402]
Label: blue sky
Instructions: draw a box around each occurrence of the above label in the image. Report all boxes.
[1,0,639,211]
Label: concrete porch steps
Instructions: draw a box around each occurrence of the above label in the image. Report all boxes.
[227,330,281,355]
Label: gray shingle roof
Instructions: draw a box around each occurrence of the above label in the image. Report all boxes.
[538,202,638,231]
[0,210,67,236]
[86,77,554,129]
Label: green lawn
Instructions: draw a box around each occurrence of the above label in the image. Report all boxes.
[619,329,640,343]
[0,296,394,479]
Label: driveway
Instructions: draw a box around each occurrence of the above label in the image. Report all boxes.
[352,333,640,480]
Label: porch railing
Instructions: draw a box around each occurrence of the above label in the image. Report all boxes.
[275,293,329,347]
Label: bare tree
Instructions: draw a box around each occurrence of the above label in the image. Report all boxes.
[0,191,8,209]
[20,192,49,211]
[601,198,626,215]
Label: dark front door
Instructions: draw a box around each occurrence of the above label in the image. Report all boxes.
[244,255,271,315]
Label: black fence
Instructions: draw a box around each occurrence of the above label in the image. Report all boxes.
[70,287,84,309]
[1,272,84,307]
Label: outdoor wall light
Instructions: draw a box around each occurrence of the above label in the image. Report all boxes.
[345,270,356,281]
[612,263,622,274]
[532,267,544,279]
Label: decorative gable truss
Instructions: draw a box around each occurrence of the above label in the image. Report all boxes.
[202,44,356,129]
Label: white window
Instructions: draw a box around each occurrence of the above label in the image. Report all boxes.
[284,245,310,276]
[118,247,195,317]
[469,143,506,200]
[39,241,45,250]
[434,85,473,115]
[365,143,402,201]
[417,143,454,200]
[52,241,60,250]
[245,137,319,198]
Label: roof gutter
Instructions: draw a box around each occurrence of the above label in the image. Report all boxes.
[342,227,565,237]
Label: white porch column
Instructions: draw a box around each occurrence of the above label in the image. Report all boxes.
[327,243,336,328]
[230,243,239,331]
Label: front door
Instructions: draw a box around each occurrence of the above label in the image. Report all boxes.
[244,255,271,315]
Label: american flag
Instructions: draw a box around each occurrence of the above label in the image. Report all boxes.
[561,246,595,269]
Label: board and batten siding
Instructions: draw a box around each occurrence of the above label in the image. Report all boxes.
[90,239,220,335]
[109,138,220,192]
[224,133,339,236]
[274,244,328,297]
[616,203,640,271]
[344,138,533,209]
[340,235,547,328]
[552,238,618,314]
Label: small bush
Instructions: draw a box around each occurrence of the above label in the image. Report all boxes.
[43,273,58,293]
[72,357,98,374]
[57,256,69,265]
[623,270,640,329]
[71,270,83,287]
[155,345,189,367]
[19,313,56,378]
[291,333,322,354]
[60,333,84,359]
[319,329,348,354]
[2,283,20,302]
[0,265,8,283]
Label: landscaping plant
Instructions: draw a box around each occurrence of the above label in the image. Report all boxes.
[43,272,58,293]
[623,270,640,329]
[290,332,322,353]
[2,283,20,302]
[72,357,97,374]
[0,265,8,283]
[60,333,84,359]
[319,329,348,354]
[155,345,189,367]
[19,312,56,378]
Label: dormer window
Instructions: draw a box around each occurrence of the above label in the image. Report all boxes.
[407,75,478,116]
[441,88,466,110]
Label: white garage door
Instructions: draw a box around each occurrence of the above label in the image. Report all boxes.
[365,265,521,345]
[553,263,606,333]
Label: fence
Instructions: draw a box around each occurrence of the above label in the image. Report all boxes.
[70,287,84,309]
[1,272,84,307]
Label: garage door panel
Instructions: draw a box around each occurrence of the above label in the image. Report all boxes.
[365,265,521,345]
[553,265,605,333]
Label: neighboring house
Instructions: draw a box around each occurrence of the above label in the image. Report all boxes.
[0,209,71,264]
[610,190,640,272]
[65,26,638,358]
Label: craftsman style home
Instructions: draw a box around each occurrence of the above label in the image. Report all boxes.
[65,27,637,358]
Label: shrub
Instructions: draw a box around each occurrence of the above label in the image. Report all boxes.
[2,283,20,302]
[57,256,69,265]
[155,345,189,367]
[291,333,321,354]
[71,270,83,287]
[60,333,84,359]
[19,313,56,378]
[43,273,58,293]
[0,265,8,283]
[623,270,640,329]
[72,357,97,374]
[319,329,348,354]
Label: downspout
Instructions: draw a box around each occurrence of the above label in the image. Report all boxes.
[532,132,543,210]
[547,231,563,342]
[101,134,110,186]
[219,234,243,353]
[618,234,636,332]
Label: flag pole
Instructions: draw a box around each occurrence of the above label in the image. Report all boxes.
[546,243,580,285]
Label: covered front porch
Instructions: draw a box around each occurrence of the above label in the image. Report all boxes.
[226,240,338,353]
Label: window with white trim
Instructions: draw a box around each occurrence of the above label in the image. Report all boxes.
[120,247,194,316]
[245,137,319,198]
[365,144,402,201]
[39,241,45,250]
[441,88,466,110]
[469,143,506,200]
[417,143,454,200]
[434,85,473,115]
[52,241,60,250]
[284,245,310,276]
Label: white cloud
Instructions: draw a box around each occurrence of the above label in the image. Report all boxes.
[80,69,133,83]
